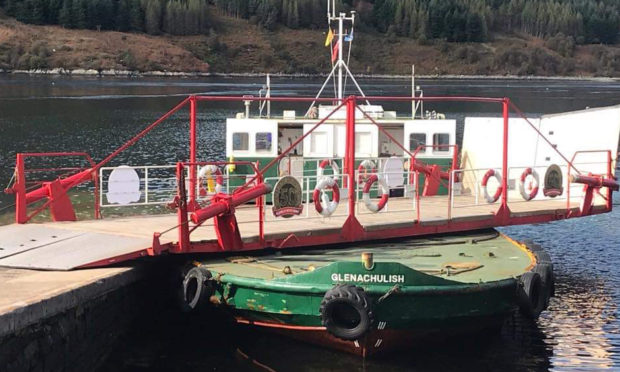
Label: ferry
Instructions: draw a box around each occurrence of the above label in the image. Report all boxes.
[1,0,619,358]
[186,230,554,357]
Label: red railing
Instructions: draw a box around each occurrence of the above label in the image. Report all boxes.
[5,94,618,258]
[6,152,97,224]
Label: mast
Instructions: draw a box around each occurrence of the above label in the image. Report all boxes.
[305,1,367,116]
[337,11,344,101]
[327,1,354,103]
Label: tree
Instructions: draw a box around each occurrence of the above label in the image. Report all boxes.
[71,0,87,29]
[129,0,144,31]
[145,0,162,35]
[58,0,73,28]
[116,0,131,31]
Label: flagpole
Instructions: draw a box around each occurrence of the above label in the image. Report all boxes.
[337,12,343,102]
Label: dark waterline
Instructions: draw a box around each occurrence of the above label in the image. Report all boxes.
[0,75,619,370]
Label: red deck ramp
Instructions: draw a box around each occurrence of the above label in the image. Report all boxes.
[0,224,150,270]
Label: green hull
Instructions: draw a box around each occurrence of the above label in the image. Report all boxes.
[196,230,538,356]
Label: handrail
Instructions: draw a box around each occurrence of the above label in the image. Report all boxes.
[6,152,99,223]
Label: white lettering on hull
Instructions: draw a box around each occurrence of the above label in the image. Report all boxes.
[330,273,405,284]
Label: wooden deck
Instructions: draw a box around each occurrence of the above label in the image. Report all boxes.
[0,194,606,270]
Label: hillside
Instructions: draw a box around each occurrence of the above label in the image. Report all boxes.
[0,11,619,77]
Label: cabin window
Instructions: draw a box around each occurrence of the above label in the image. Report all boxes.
[311,132,328,154]
[232,132,249,151]
[255,132,272,152]
[409,133,426,151]
[355,132,372,155]
[432,133,450,153]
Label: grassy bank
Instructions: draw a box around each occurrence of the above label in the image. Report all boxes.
[1,11,619,77]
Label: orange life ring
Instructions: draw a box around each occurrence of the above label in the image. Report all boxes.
[317,159,340,182]
[519,168,540,201]
[362,174,389,212]
[481,169,502,203]
[198,165,224,195]
[313,177,340,216]
[357,160,376,184]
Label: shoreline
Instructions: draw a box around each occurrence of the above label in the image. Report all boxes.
[0,68,618,82]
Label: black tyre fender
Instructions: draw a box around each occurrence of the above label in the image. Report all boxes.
[518,272,546,319]
[320,284,374,341]
[522,240,543,252]
[535,251,552,265]
[181,266,213,312]
[532,264,554,310]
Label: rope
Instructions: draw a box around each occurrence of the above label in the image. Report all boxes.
[235,348,277,372]
[227,256,295,274]
[329,30,337,99]
[158,219,189,236]
[0,202,16,213]
[5,171,15,190]
[343,27,353,96]
[377,284,401,303]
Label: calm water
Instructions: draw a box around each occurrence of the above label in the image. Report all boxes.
[0,75,619,371]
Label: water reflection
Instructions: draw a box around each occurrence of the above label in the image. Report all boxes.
[1,75,619,370]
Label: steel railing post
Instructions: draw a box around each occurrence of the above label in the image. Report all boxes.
[501,98,510,217]
[176,163,190,253]
[188,96,197,210]
[144,167,149,204]
[345,96,356,218]
[15,154,27,224]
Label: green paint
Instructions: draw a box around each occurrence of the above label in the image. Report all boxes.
[202,230,531,329]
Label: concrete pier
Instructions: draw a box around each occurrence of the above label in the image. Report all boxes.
[0,266,149,371]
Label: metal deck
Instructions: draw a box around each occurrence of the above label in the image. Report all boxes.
[2,95,616,270]
[0,194,604,270]
[200,231,534,284]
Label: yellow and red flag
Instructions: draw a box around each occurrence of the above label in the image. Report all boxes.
[324,28,334,47]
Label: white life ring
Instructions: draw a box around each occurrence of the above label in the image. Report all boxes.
[519,168,540,201]
[481,169,502,203]
[198,165,223,195]
[317,159,340,182]
[362,174,389,213]
[357,160,376,184]
[313,177,340,217]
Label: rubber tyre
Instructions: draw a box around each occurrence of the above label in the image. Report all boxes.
[535,251,552,265]
[518,272,546,319]
[181,266,213,312]
[320,284,374,341]
[533,250,555,296]
[532,264,554,310]
[525,242,543,252]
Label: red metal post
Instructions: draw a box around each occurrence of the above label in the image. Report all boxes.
[188,96,198,210]
[93,170,101,219]
[415,171,420,222]
[500,98,510,217]
[176,163,190,253]
[608,150,613,211]
[15,154,27,224]
[346,96,356,217]
[256,160,265,244]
